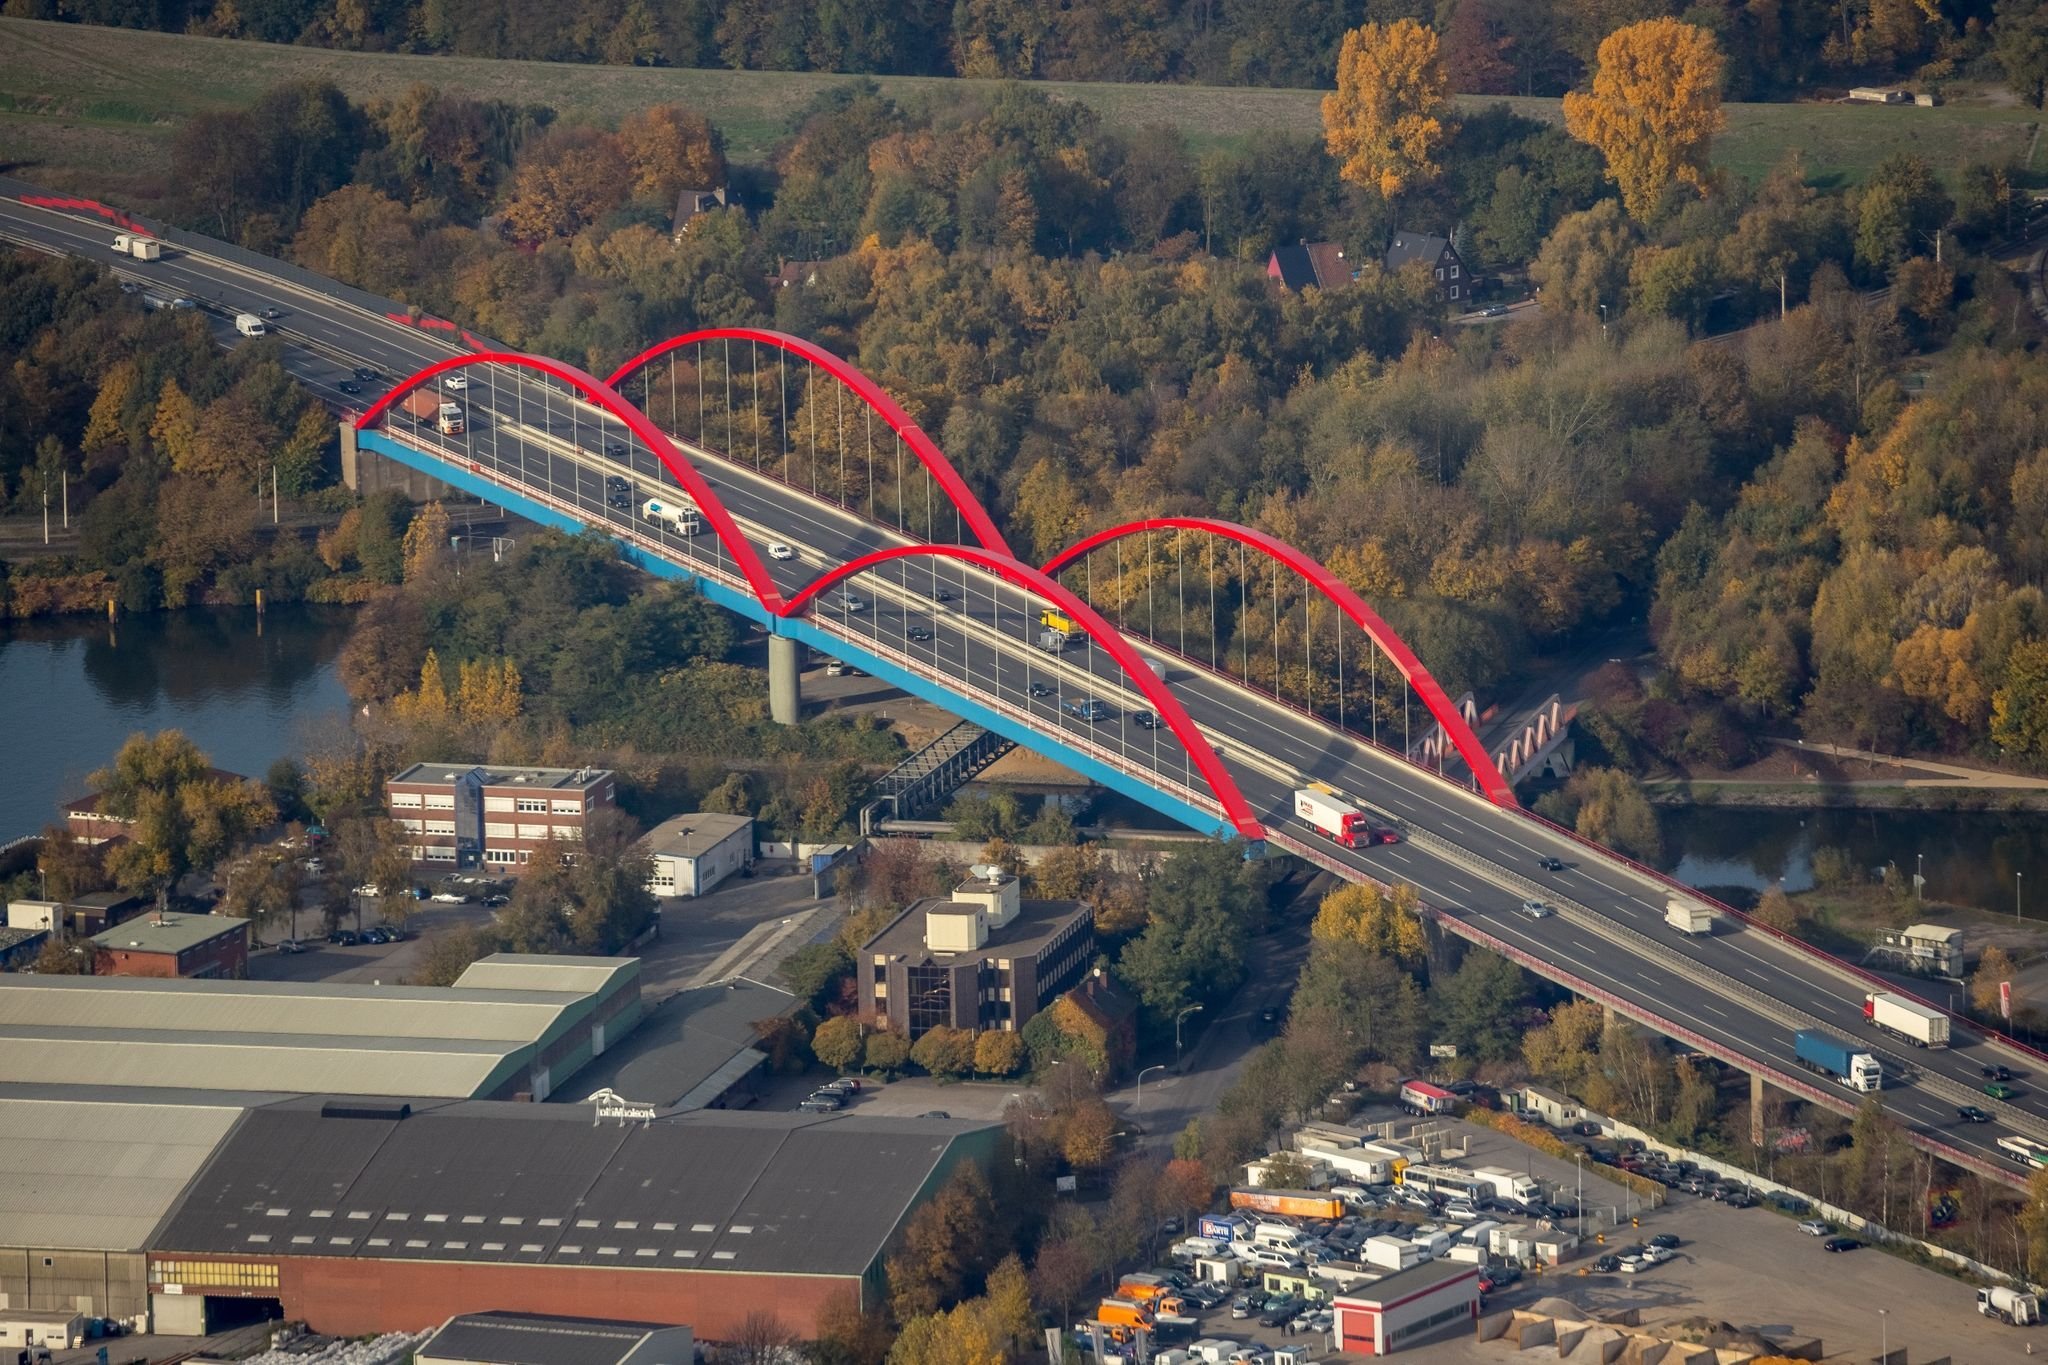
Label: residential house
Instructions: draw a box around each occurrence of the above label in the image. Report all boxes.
[1266,241,1353,292]
[1383,230,1468,303]
[768,259,823,290]
[671,187,728,240]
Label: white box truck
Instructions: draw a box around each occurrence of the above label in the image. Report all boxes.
[1864,992,1950,1048]
[1665,893,1718,935]
[1470,1166,1542,1208]
[234,313,267,337]
[1364,1235,1424,1271]
[112,233,160,260]
[1294,783,1371,848]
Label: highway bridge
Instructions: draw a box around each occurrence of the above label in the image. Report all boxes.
[9,184,2048,1190]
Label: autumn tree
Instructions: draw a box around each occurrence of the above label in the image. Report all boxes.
[1974,944,2020,1018]
[1753,885,1804,935]
[401,500,452,583]
[1535,766,1663,860]
[812,1015,866,1072]
[1321,18,1451,198]
[866,1028,911,1072]
[617,104,728,207]
[911,1026,977,1079]
[886,1162,1000,1319]
[1993,637,2048,760]
[93,730,275,915]
[1310,880,1427,965]
[1530,200,1636,316]
[2021,1167,2048,1280]
[1563,18,1727,221]
[974,1028,1027,1076]
[502,126,633,242]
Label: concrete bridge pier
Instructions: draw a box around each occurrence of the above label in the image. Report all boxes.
[1751,1071,1767,1147]
[769,635,802,726]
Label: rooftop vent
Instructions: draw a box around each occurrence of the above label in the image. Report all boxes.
[320,1100,413,1122]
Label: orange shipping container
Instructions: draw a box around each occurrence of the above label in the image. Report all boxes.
[1228,1187,1345,1220]
[400,388,441,422]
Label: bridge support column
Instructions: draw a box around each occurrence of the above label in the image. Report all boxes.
[1750,1071,1766,1148]
[769,635,802,726]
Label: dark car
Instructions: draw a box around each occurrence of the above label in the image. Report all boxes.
[338,380,362,395]
[605,477,633,509]
[606,442,629,459]
[1538,856,1565,871]
[352,365,378,381]
[1985,1064,2016,1082]
[262,306,283,319]
[1134,710,1162,730]
[1571,1121,1602,1136]
[1063,697,1111,722]
[1648,1234,1681,1249]
[928,585,953,602]
[482,893,510,908]
[1958,1105,1993,1123]
[328,929,360,946]
[1593,1255,1621,1273]
[1821,1237,1860,1252]
[1725,1190,1758,1209]
[1028,681,1053,699]
[906,625,934,642]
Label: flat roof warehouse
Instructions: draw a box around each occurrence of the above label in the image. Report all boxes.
[147,1098,996,1337]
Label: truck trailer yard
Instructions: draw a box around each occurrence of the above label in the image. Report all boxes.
[1338,1120,2036,1364]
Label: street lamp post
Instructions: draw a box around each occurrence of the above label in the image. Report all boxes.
[1136,1065,1167,1110]
[2019,871,2025,924]
[1879,1307,1888,1365]
[1175,1004,1205,1070]
[1916,853,1924,900]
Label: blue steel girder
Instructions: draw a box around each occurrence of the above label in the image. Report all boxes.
[355,429,1241,838]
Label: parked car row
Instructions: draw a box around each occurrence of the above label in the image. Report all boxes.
[796,1077,863,1113]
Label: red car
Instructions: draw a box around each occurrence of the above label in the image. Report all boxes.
[1366,825,1401,845]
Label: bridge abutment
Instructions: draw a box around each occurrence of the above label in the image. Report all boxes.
[769,635,802,726]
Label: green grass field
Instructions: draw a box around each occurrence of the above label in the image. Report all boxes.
[0,15,2040,207]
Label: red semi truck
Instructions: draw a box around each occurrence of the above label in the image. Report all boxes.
[1293,783,1397,847]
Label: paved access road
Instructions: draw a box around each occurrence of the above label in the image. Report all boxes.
[8,194,2043,1185]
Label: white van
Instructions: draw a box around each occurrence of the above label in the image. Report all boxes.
[1243,1246,1304,1272]
[234,313,267,337]
[1252,1224,1303,1252]
[642,498,702,535]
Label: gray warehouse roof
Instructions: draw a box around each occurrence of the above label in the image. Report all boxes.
[0,1092,245,1250]
[154,1098,995,1278]
[556,977,791,1109]
[420,1313,692,1365]
[0,964,630,1099]
[642,813,752,861]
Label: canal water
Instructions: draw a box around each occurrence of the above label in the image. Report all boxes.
[0,605,355,841]
[1660,804,2048,914]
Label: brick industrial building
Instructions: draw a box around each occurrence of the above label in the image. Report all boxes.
[858,869,1091,1040]
[146,1098,995,1339]
[90,913,250,979]
[386,764,618,870]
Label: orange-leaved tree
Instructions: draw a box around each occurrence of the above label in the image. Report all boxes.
[1321,18,1451,199]
[1563,17,1726,221]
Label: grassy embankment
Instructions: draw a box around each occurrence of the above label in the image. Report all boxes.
[0,15,2040,205]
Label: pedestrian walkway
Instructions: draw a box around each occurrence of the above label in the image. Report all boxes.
[1769,737,2048,790]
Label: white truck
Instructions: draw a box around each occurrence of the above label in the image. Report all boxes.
[1863,991,1950,1048]
[642,497,702,535]
[234,313,267,337]
[1294,783,1373,848]
[1979,1285,2042,1325]
[1665,893,1719,935]
[1469,1166,1542,1208]
[112,232,161,261]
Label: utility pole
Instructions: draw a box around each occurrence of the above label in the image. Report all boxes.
[61,468,69,529]
[272,464,279,525]
[41,474,49,546]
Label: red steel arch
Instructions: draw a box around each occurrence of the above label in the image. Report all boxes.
[356,351,789,612]
[604,328,1013,559]
[785,544,1265,841]
[1042,517,1518,808]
